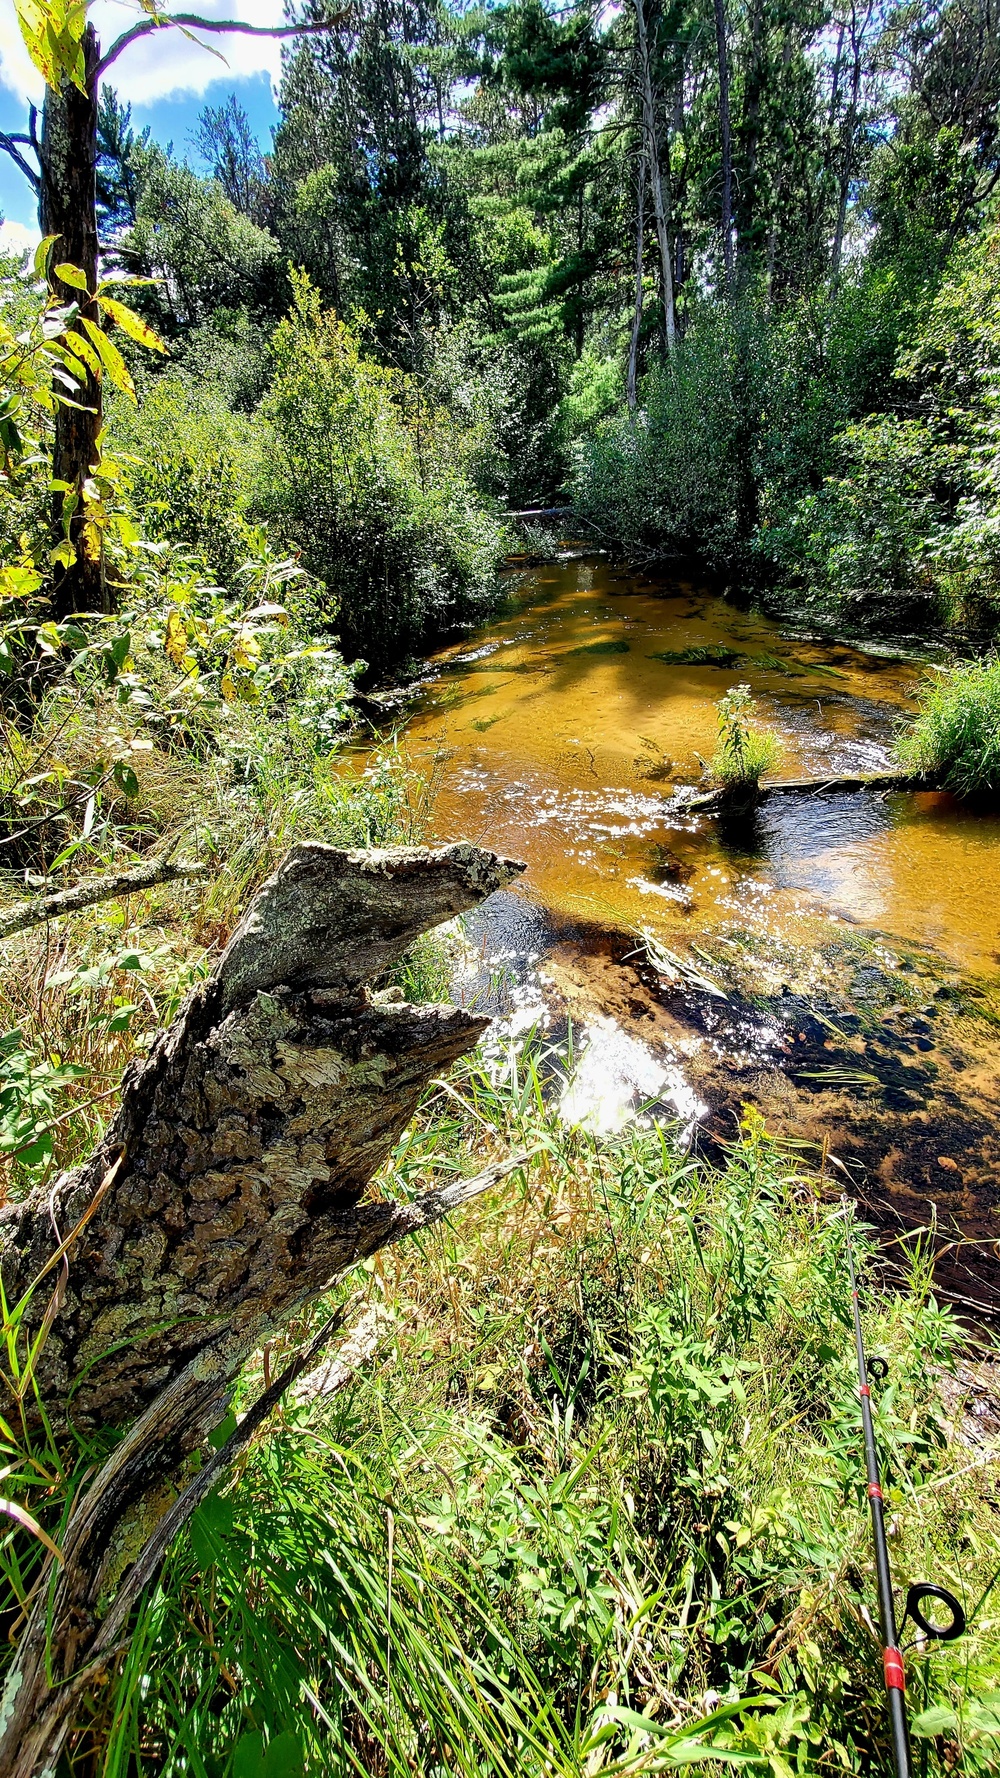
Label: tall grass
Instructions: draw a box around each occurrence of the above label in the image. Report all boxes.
[897,656,1000,799]
[48,1036,999,1777]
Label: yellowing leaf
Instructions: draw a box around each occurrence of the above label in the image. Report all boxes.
[232,634,261,669]
[96,295,167,355]
[64,328,102,378]
[49,539,76,571]
[165,610,189,668]
[220,670,238,703]
[54,261,89,293]
[81,318,136,402]
[14,0,87,92]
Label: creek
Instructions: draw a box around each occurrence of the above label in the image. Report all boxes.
[378,555,1000,1315]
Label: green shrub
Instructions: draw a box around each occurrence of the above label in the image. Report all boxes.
[897,655,1000,798]
[108,372,254,591]
[570,298,771,565]
[765,417,965,628]
[254,274,508,669]
[711,684,781,791]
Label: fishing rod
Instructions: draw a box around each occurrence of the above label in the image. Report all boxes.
[840,1198,965,1778]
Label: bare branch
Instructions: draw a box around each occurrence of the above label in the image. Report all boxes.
[96,9,349,79]
[0,131,39,191]
[0,857,206,943]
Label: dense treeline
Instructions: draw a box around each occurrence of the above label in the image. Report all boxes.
[65,0,999,650]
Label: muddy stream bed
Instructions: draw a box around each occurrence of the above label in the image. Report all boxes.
[367,555,1000,1317]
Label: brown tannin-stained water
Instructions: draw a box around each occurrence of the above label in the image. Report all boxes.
[404,555,1000,973]
[387,556,1000,1314]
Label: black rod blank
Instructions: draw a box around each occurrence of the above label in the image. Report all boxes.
[843,1202,912,1778]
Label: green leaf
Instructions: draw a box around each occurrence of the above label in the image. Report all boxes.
[112,761,139,799]
[232,1731,265,1778]
[33,234,58,280]
[261,1731,305,1778]
[911,1705,958,1736]
[207,1410,237,1452]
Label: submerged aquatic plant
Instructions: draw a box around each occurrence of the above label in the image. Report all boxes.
[711,684,781,792]
[897,656,1000,799]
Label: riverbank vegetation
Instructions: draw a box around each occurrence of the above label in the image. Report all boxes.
[4,797,1000,1773]
[897,655,1000,798]
[2,1,1000,1772]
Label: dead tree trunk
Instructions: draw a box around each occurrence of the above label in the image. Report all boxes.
[633,0,676,351]
[713,0,734,284]
[0,839,524,1778]
[627,151,647,412]
[40,22,107,620]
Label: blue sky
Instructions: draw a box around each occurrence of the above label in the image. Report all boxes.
[0,2,286,247]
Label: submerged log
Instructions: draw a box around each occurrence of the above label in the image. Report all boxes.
[0,839,525,1778]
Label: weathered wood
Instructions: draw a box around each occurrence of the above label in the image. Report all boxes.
[675,769,933,814]
[0,1149,530,1778]
[0,856,205,942]
[0,839,525,1778]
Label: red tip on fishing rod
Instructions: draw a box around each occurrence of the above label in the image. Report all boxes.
[868,1483,883,1500]
[883,1647,906,1692]
[860,1384,871,1397]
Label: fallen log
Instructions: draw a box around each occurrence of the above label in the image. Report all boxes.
[0,838,525,1778]
[674,769,934,814]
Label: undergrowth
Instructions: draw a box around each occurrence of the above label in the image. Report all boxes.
[0,604,997,1778]
[9,1037,995,1777]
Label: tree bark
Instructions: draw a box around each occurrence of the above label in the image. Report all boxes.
[627,151,647,411]
[633,0,676,351]
[39,23,107,620]
[713,0,735,284]
[0,838,525,1776]
[830,5,865,286]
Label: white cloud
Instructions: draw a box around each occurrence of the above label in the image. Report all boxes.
[0,1,288,109]
[0,217,38,259]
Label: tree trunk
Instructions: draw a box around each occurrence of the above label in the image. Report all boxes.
[713,0,734,284]
[633,0,676,351]
[627,151,647,411]
[740,0,765,260]
[0,839,525,1776]
[830,19,863,286]
[39,23,107,620]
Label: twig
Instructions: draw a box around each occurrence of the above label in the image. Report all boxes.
[0,858,205,942]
